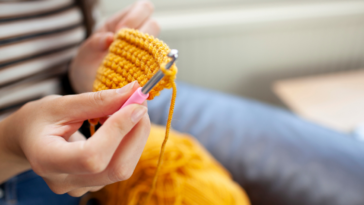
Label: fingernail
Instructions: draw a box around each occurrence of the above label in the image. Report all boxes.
[131,106,147,123]
[116,81,136,94]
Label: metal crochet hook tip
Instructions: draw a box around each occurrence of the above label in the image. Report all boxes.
[168,49,178,60]
[141,49,178,95]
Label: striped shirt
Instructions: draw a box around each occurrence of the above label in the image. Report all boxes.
[0,0,97,120]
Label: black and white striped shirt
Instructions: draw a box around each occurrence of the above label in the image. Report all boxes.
[0,0,97,120]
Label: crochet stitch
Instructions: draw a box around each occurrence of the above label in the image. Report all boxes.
[93,29,177,100]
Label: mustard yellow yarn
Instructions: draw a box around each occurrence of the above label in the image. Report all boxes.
[84,28,250,205]
[93,29,177,100]
[81,125,250,205]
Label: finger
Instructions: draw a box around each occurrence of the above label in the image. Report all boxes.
[75,32,114,63]
[98,4,133,33]
[105,113,150,182]
[43,175,103,195]
[115,0,154,32]
[99,116,108,125]
[68,187,92,197]
[67,186,104,197]
[138,18,160,37]
[98,100,147,125]
[87,32,114,51]
[40,104,148,175]
[82,104,148,172]
[63,114,150,187]
[89,186,104,192]
[68,131,86,142]
[51,81,139,122]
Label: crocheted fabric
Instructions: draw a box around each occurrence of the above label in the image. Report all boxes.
[93,29,177,100]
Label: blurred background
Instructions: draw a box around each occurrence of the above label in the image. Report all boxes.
[100,0,364,134]
[100,0,364,104]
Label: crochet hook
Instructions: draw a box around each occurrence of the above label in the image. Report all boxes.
[120,49,178,109]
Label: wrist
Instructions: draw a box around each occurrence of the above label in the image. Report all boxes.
[0,115,31,183]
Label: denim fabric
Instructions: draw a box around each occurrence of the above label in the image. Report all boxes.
[0,170,80,205]
[148,82,364,205]
[2,82,364,205]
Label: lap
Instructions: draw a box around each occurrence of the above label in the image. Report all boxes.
[0,170,79,205]
[148,82,364,205]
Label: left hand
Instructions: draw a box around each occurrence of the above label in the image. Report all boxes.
[0,82,151,196]
[70,0,160,93]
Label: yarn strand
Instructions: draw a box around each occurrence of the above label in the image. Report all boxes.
[88,118,99,136]
[143,81,177,204]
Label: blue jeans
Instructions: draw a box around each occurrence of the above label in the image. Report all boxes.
[0,171,79,205]
[1,82,364,205]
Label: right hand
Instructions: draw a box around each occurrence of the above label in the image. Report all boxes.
[0,81,151,196]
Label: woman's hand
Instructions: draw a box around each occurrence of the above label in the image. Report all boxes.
[0,82,151,197]
[69,0,160,93]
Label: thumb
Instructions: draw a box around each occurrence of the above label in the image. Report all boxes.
[52,81,139,122]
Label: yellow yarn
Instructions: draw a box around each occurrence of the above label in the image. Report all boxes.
[84,29,250,205]
[93,29,177,99]
[81,125,250,205]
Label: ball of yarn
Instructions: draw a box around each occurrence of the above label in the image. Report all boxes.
[81,125,250,205]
